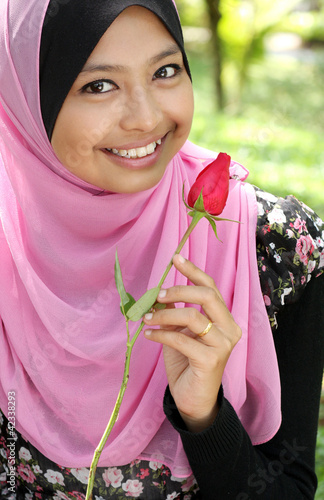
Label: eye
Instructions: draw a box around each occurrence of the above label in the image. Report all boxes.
[153,64,182,80]
[81,80,117,94]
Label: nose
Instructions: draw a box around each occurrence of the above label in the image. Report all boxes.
[119,86,162,132]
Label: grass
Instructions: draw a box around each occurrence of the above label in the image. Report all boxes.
[188,49,324,219]
[187,47,324,497]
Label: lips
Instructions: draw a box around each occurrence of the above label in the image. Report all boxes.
[106,139,162,159]
[100,133,169,171]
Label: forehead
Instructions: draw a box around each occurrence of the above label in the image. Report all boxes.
[82,6,180,66]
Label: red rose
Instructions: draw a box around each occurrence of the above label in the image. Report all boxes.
[188,152,231,215]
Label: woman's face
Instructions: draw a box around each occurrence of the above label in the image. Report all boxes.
[51,6,194,193]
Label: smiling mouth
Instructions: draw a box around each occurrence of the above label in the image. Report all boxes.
[106,139,162,159]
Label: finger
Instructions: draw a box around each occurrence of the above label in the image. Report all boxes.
[144,307,217,341]
[152,303,183,332]
[157,285,231,328]
[144,326,211,362]
[172,254,225,305]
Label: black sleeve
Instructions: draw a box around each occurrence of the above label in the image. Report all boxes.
[164,273,324,499]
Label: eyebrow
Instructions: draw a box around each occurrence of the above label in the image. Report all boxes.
[80,44,181,74]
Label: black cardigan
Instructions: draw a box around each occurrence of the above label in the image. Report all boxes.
[165,272,324,499]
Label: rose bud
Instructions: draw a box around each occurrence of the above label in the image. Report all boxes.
[188,152,231,216]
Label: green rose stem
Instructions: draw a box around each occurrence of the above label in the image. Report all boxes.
[85,211,204,500]
[156,211,204,289]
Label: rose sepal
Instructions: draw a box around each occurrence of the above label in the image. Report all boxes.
[190,190,205,213]
[183,188,240,241]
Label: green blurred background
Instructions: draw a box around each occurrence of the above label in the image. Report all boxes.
[177,0,324,219]
[176,0,323,497]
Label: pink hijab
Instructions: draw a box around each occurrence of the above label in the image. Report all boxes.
[0,0,281,476]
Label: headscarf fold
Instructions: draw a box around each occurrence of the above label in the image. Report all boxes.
[0,0,281,477]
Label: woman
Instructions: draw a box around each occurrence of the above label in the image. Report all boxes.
[0,0,323,498]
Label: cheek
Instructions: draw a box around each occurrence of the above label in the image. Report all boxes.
[52,105,110,167]
[176,82,194,124]
[171,84,194,138]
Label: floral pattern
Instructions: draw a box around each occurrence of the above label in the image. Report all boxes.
[1,188,323,498]
[0,410,199,499]
[255,189,324,329]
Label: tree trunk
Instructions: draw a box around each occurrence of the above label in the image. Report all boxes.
[204,0,224,109]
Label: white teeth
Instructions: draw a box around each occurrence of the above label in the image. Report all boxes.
[137,147,148,158]
[128,149,137,158]
[106,139,162,159]
[146,143,155,154]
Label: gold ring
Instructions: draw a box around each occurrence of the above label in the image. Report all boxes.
[198,321,213,337]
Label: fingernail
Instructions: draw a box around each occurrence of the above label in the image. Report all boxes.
[158,289,167,299]
[145,313,153,320]
[178,254,186,264]
[145,330,152,336]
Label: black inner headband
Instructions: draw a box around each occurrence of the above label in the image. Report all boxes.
[40,0,191,140]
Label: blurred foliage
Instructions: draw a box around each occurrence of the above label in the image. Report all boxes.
[176,0,324,219]
[219,0,302,93]
[278,10,324,44]
[187,49,324,218]
[177,0,324,105]
[176,0,207,26]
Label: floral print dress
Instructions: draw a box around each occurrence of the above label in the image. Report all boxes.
[0,417,199,500]
[255,189,323,329]
[1,189,323,500]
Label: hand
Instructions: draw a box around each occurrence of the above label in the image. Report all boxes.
[144,254,242,433]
